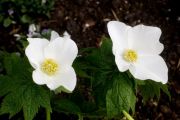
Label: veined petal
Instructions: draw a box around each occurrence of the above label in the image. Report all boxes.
[129,55,168,84]
[107,21,131,54]
[32,69,51,85]
[128,24,164,55]
[114,50,130,72]
[25,38,49,69]
[44,37,78,66]
[50,31,60,41]
[47,66,76,91]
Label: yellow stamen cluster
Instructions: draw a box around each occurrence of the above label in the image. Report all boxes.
[123,49,138,62]
[41,59,58,76]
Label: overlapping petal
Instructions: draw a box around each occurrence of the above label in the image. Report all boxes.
[114,50,130,72]
[63,31,71,39]
[26,31,78,91]
[32,69,51,85]
[47,66,76,91]
[128,25,164,55]
[44,37,78,66]
[129,55,168,83]
[25,38,49,69]
[107,21,130,54]
[50,31,60,41]
[107,21,168,84]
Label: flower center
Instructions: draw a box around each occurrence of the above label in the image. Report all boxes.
[41,59,58,76]
[123,49,138,62]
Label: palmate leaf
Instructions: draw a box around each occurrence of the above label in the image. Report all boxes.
[80,38,136,118]
[0,53,51,120]
[3,53,31,76]
[0,76,14,96]
[0,92,23,118]
[52,98,81,114]
[106,73,136,118]
[72,38,115,108]
[86,37,114,68]
[73,57,92,79]
[85,38,116,107]
[137,80,171,103]
[22,83,51,120]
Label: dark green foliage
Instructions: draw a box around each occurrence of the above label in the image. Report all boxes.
[53,98,81,114]
[3,17,12,27]
[106,73,136,118]
[0,53,51,120]
[137,80,171,102]
[0,0,55,27]
[73,38,136,118]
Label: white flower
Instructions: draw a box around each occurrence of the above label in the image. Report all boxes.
[107,21,168,84]
[25,31,78,92]
[27,24,40,38]
[42,0,46,4]
[28,24,36,33]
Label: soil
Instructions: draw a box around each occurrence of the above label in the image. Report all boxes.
[0,0,179,120]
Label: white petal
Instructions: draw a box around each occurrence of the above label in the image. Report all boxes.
[50,31,60,41]
[107,21,131,53]
[129,55,168,84]
[63,31,71,39]
[28,24,36,33]
[128,24,164,55]
[114,50,130,72]
[25,38,49,68]
[32,69,51,85]
[47,66,76,91]
[44,37,78,66]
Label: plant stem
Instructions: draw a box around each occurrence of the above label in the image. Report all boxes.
[46,109,51,120]
[122,110,134,120]
[78,114,83,120]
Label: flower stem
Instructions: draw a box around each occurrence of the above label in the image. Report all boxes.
[122,110,134,120]
[46,109,51,120]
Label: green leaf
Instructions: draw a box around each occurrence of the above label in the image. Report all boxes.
[3,53,21,75]
[0,15,3,22]
[73,57,91,79]
[160,84,171,100]
[0,92,23,118]
[3,53,31,76]
[73,37,137,118]
[0,81,51,120]
[100,37,113,56]
[86,37,114,68]
[138,80,171,102]
[139,81,160,102]
[106,73,136,118]
[21,15,31,23]
[0,76,14,96]
[79,37,117,108]
[3,17,12,27]
[52,98,81,114]
[92,71,114,107]
[81,101,97,113]
[23,84,51,120]
[0,77,29,118]
[0,53,51,120]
